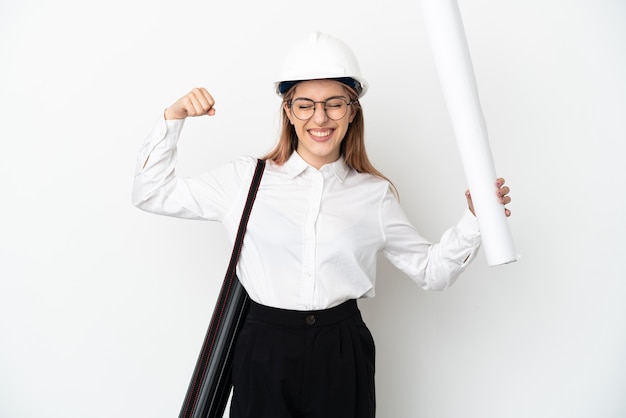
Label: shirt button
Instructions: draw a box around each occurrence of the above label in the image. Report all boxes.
[306,315,316,325]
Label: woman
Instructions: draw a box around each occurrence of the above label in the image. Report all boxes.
[133,32,511,418]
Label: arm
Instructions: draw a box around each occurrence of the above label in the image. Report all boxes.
[131,88,241,221]
[381,191,481,291]
[381,181,511,290]
[140,88,217,168]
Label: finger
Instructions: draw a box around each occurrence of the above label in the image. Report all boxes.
[187,94,207,116]
[191,88,215,112]
[197,87,215,106]
[197,88,216,115]
[497,186,510,199]
[465,190,476,216]
[191,96,207,115]
[496,178,506,188]
[505,208,511,217]
[499,195,512,205]
[184,88,215,116]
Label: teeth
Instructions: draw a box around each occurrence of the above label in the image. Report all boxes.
[310,130,332,138]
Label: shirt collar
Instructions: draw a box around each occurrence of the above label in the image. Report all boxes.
[283,151,350,183]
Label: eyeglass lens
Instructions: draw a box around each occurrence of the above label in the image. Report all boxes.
[291,98,350,121]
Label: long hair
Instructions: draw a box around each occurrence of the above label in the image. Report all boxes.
[263,83,398,197]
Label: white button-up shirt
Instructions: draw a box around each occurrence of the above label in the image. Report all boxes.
[133,117,482,310]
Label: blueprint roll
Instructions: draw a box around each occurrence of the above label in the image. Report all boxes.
[420,0,518,266]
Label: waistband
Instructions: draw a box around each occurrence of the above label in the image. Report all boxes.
[248,299,359,328]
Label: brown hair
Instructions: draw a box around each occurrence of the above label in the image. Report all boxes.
[263,83,398,197]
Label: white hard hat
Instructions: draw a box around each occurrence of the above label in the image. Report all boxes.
[275,31,369,98]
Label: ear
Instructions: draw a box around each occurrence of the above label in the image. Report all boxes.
[348,106,358,123]
[283,102,295,125]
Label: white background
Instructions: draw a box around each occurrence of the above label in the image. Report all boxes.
[1,0,625,417]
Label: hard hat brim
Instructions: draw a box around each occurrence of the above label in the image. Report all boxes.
[275,77,368,98]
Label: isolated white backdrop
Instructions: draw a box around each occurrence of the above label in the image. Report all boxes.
[1,1,625,417]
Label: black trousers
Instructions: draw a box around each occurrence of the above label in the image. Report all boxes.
[230,299,376,418]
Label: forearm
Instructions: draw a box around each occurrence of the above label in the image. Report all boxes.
[131,116,201,218]
[421,210,482,290]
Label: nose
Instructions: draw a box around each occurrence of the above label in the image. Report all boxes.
[311,102,329,124]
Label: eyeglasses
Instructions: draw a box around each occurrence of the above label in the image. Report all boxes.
[288,97,355,121]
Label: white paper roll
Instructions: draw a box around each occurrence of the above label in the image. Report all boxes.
[420,0,518,266]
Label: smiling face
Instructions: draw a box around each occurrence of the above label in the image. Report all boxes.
[284,79,357,169]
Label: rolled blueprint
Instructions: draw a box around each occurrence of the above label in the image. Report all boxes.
[420,0,517,266]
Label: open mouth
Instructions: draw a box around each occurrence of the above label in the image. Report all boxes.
[308,128,334,141]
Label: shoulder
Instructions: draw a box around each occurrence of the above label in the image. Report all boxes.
[229,155,261,180]
[231,155,259,168]
[202,155,260,189]
[347,168,393,189]
[344,169,397,206]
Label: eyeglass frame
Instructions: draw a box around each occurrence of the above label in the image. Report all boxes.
[286,96,356,121]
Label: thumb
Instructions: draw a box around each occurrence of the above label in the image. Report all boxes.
[465,190,476,216]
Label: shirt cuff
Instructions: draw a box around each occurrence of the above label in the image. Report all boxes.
[155,115,185,148]
[136,114,186,169]
[456,209,481,241]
